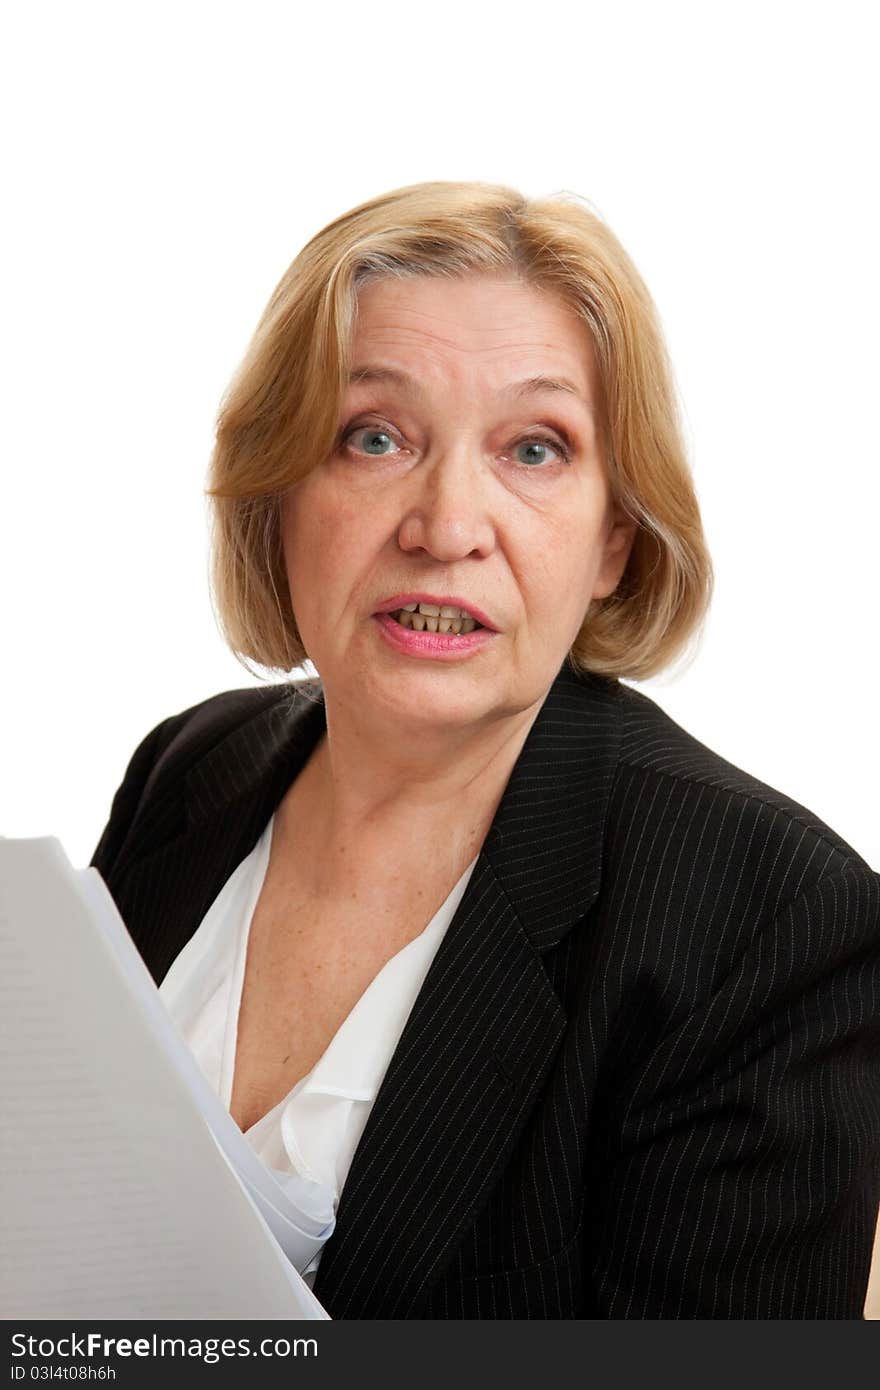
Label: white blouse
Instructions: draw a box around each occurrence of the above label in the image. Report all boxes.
[158,813,478,1288]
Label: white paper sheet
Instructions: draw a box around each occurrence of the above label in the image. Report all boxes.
[0,835,330,1320]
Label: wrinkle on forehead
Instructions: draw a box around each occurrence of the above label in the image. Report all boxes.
[349,276,596,403]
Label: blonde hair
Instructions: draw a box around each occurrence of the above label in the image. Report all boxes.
[206,179,713,682]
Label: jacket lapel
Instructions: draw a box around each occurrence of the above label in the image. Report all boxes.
[310,661,624,1316]
[115,662,623,1316]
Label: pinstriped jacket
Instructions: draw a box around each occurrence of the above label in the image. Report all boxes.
[90,660,880,1319]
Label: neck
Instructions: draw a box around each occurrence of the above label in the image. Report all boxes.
[281,688,546,895]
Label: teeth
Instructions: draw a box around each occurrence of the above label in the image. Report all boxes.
[388,604,483,635]
[395,601,479,620]
[397,606,467,633]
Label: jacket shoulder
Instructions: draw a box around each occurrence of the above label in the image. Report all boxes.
[591,680,879,1051]
[151,679,313,772]
[610,679,874,886]
[90,677,318,877]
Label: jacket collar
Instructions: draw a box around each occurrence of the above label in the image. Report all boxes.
[479,659,623,953]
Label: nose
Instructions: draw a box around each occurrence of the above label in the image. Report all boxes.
[396,442,496,562]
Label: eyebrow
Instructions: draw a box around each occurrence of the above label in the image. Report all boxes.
[348,364,588,405]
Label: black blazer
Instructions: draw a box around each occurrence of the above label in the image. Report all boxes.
[90,661,880,1319]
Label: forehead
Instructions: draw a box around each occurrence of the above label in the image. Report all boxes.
[348,273,597,401]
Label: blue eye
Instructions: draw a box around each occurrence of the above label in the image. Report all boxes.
[347,427,401,457]
[340,422,570,466]
[514,436,569,467]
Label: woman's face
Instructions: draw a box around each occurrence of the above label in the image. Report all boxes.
[281,272,637,733]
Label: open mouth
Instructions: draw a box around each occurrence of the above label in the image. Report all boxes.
[387,602,484,634]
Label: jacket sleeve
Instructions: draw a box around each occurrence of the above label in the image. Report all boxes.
[589,864,880,1318]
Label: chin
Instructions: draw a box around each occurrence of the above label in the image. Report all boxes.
[367,665,502,729]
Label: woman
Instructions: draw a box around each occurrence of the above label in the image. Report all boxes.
[91,180,880,1319]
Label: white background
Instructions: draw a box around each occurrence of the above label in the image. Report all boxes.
[2,1,877,869]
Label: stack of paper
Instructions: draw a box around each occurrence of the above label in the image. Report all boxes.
[0,836,330,1320]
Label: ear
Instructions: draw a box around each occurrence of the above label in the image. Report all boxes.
[591,505,638,601]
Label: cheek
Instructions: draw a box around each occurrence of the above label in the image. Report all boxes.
[537,488,611,604]
[284,481,358,574]
[283,480,385,627]
[520,518,603,613]
[295,485,352,539]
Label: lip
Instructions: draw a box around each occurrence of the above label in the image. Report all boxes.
[373,611,496,660]
[373,593,498,632]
